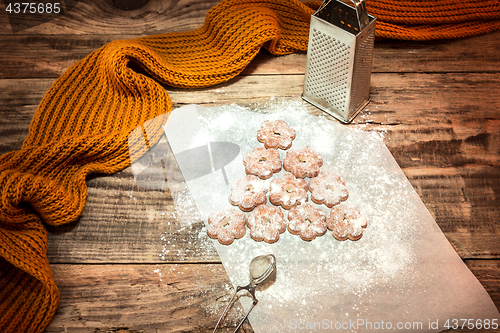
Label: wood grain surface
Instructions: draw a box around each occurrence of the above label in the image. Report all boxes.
[47,263,254,333]
[0,0,499,332]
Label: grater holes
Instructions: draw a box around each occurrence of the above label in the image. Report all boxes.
[305,29,349,110]
[305,30,350,113]
[350,29,375,111]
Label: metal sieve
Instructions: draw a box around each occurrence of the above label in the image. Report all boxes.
[213,254,277,333]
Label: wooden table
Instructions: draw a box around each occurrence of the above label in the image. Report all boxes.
[1,1,499,332]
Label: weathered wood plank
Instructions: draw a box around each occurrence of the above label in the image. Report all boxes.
[45,261,499,332]
[46,263,253,333]
[3,72,499,119]
[403,166,500,259]
[373,31,500,74]
[465,260,500,312]
[1,73,499,260]
[1,1,499,331]
[1,30,500,79]
[0,0,216,35]
[45,165,499,262]
[2,72,498,151]
[0,78,56,153]
[0,35,124,79]
[46,166,220,263]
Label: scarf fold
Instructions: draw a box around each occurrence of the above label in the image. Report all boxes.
[1,0,499,331]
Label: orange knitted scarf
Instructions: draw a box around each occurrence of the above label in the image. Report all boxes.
[1,0,499,331]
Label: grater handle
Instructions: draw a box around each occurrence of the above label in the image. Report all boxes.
[316,0,370,33]
[350,0,370,31]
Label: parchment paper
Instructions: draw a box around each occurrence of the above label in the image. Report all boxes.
[160,103,499,332]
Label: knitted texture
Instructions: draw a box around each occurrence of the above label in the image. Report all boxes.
[369,0,500,40]
[0,0,499,331]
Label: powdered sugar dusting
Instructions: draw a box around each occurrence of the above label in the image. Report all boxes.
[192,103,416,282]
[162,100,490,332]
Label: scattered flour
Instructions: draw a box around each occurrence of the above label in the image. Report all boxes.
[161,99,433,331]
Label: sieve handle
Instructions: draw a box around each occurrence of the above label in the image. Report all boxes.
[213,284,258,333]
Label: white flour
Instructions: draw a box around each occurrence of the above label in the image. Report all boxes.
[158,101,500,332]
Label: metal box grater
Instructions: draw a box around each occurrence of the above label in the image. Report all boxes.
[302,0,376,123]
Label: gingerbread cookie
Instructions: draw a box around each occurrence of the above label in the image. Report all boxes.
[207,207,247,245]
[229,175,268,212]
[283,146,323,178]
[257,120,296,150]
[269,173,308,210]
[243,147,282,180]
[309,170,349,208]
[247,204,287,243]
[327,203,368,241]
[287,203,327,241]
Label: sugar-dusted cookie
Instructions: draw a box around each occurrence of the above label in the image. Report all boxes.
[247,204,287,243]
[229,175,268,212]
[309,170,348,208]
[243,147,282,180]
[283,146,323,178]
[287,203,327,241]
[257,120,296,150]
[327,203,368,241]
[269,173,308,210]
[207,207,247,245]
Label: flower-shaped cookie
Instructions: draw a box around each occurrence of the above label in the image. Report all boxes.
[257,120,296,150]
[243,147,282,180]
[247,204,287,243]
[287,203,327,241]
[229,175,268,212]
[327,203,368,241]
[309,170,349,208]
[207,207,247,245]
[283,146,323,178]
[269,173,308,210]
